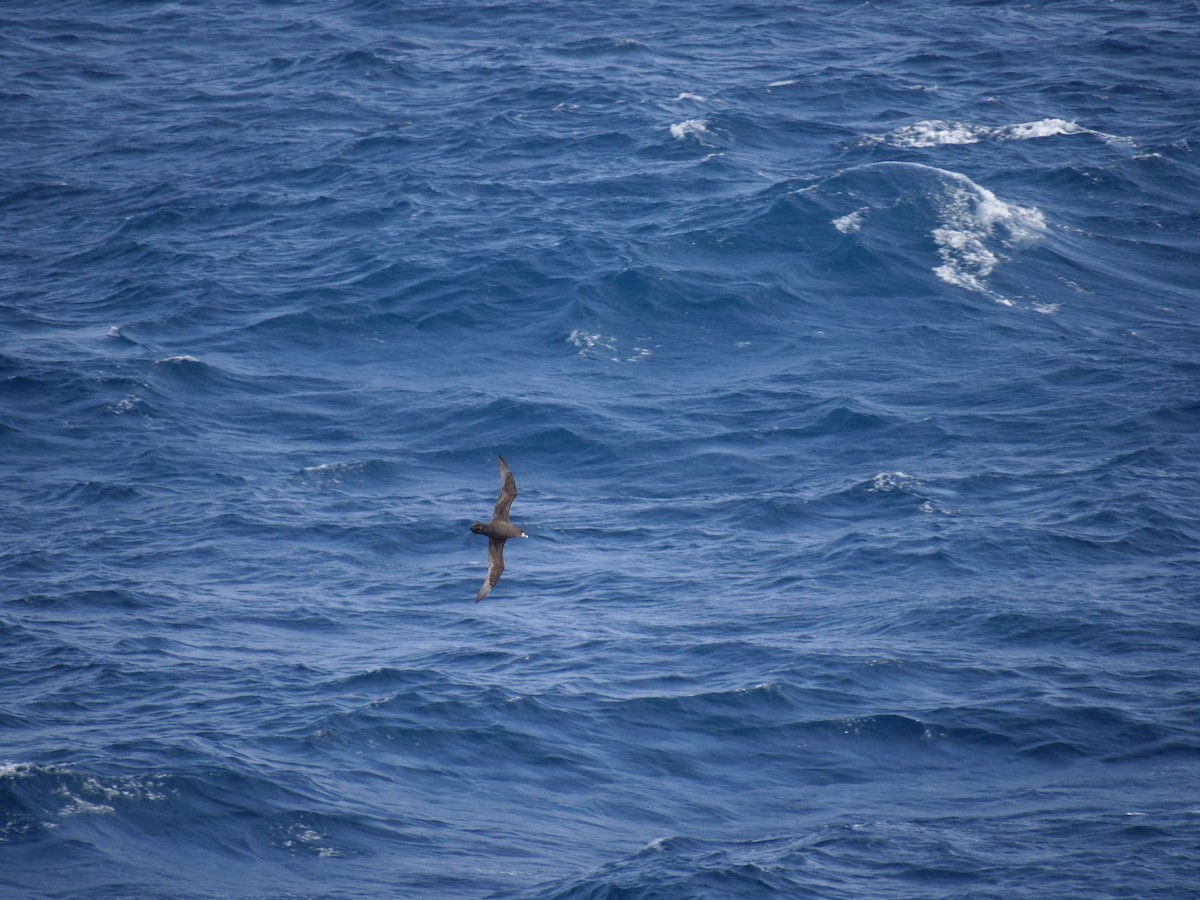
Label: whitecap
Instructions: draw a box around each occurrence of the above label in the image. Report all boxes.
[301,462,339,475]
[931,175,1046,301]
[832,209,866,234]
[283,822,343,858]
[1000,118,1087,140]
[568,329,653,364]
[670,118,708,140]
[820,162,1047,305]
[79,775,165,802]
[568,329,616,355]
[870,117,1127,149]
[109,395,145,415]
[58,796,115,816]
[882,120,987,148]
[0,761,46,778]
[675,92,706,102]
[868,472,919,492]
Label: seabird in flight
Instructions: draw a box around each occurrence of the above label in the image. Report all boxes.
[470,455,527,602]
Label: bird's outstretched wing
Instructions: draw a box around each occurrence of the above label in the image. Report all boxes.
[492,455,518,524]
[475,537,507,602]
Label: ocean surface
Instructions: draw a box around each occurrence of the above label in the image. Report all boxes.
[3,1,1199,897]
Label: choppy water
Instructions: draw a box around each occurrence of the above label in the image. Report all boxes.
[3,1,1199,897]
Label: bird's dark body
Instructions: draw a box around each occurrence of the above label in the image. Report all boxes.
[472,521,527,541]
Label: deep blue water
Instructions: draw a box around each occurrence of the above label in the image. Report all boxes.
[3,1,1200,897]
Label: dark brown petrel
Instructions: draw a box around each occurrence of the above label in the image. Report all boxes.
[470,455,527,602]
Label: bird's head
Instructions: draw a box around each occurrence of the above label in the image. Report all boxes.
[470,522,485,534]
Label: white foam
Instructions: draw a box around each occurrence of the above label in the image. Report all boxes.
[869,472,918,492]
[822,162,1048,306]
[569,329,616,355]
[670,118,708,140]
[886,120,987,148]
[675,92,706,102]
[767,79,797,88]
[1003,118,1086,140]
[832,209,866,234]
[2,763,167,803]
[930,175,1046,301]
[93,775,166,802]
[110,395,144,415]
[58,795,115,816]
[568,329,652,364]
[870,117,1121,148]
[0,762,45,778]
[284,822,343,858]
[299,459,385,486]
[301,462,340,475]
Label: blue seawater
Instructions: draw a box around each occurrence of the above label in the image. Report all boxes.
[3,1,1199,897]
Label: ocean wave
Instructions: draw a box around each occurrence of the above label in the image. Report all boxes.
[930,173,1047,301]
[0,763,171,843]
[811,162,1048,304]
